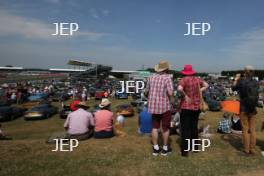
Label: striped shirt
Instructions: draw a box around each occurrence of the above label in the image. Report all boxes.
[146,73,173,114]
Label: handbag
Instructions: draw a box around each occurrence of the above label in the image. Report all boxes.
[198,83,209,112]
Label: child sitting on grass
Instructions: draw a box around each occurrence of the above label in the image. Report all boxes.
[217,112,232,134]
[217,112,242,134]
[230,114,242,134]
[114,111,126,137]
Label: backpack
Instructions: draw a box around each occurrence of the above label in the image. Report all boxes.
[242,79,259,111]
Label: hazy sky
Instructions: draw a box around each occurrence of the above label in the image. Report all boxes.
[0,0,264,72]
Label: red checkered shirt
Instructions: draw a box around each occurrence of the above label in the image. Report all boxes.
[179,76,203,111]
[146,73,173,114]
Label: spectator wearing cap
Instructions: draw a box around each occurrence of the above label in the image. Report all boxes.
[145,60,174,156]
[177,64,208,157]
[64,102,94,140]
[233,65,259,155]
[94,98,114,139]
[70,99,81,111]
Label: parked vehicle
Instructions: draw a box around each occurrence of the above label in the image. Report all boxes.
[24,104,58,120]
[27,93,49,101]
[50,92,70,102]
[131,99,146,107]
[95,90,105,100]
[116,92,128,99]
[0,100,10,107]
[132,93,141,100]
[0,106,25,122]
[116,104,134,117]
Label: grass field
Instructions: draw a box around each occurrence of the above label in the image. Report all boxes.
[1,98,264,176]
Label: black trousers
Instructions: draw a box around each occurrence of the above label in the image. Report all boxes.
[180,109,200,154]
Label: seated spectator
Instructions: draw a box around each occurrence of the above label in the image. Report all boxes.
[94,99,114,139]
[217,112,232,134]
[64,102,94,140]
[116,111,125,127]
[231,114,242,134]
[114,111,126,137]
[138,105,152,136]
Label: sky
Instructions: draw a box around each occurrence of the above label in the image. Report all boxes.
[0,0,264,72]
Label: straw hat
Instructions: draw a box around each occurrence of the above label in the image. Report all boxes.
[99,98,111,108]
[181,64,196,75]
[154,60,170,72]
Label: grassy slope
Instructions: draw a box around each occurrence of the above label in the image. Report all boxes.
[0,98,264,176]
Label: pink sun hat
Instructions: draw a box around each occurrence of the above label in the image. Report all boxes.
[181,64,196,75]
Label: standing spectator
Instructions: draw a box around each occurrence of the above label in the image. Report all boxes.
[233,65,259,155]
[10,92,16,103]
[17,90,22,104]
[145,60,174,156]
[111,89,116,98]
[81,91,86,102]
[177,64,208,157]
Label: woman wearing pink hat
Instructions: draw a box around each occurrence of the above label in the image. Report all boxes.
[177,64,209,157]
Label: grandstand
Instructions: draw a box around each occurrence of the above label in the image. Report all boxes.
[0,60,113,83]
[67,59,112,79]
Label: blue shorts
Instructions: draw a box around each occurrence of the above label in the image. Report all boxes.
[240,103,257,115]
